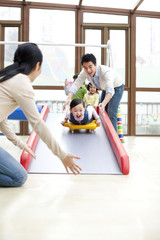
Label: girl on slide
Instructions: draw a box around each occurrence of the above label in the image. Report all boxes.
[61,98,100,126]
[0,43,82,187]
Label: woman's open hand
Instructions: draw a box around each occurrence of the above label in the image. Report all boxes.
[62,153,82,175]
[23,144,36,159]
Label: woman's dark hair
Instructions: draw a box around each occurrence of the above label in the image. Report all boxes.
[70,98,85,109]
[81,53,96,65]
[0,42,43,82]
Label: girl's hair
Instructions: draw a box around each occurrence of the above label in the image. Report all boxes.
[73,73,79,80]
[87,82,98,91]
[70,98,85,109]
[81,53,96,65]
[0,42,43,83]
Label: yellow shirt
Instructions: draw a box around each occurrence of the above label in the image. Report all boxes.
[83,93,99,107]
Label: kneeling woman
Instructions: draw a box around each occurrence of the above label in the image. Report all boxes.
[61,98,100,126]
[0,43,82,187]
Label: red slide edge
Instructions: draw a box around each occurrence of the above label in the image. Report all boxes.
[20,105,50,170]
[99,110,130,175]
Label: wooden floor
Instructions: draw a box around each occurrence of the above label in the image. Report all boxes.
[0,135,160,240]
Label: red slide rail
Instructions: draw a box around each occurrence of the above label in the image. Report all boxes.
[99,110,129,175]
[20,105,50,170]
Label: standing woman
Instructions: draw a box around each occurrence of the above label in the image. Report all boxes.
[0,43,81,187]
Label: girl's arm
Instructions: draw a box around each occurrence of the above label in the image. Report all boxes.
[64,85,69,96]
[88,106,100,125]
[92,108,101,125]
[61,109,70,125]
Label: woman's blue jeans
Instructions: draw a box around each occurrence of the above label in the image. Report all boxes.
[101,84,124,132]
[0,147,27,187]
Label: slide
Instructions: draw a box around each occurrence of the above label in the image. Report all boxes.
[20,105,129,175]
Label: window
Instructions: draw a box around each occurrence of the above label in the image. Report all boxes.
[4,27,18,67]
[85,29,102,64]
[29,9,75,86]
[0,7,21,20]
[109,30,126,84]
[136,92,160,135]
[83,13,128,24]
[136,17,160,88]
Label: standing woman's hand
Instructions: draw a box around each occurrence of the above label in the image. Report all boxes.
[62,153,82,175]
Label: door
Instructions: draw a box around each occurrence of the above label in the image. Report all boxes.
[82,24,130,134]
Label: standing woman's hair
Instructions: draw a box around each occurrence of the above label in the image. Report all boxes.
[0,42,43,83]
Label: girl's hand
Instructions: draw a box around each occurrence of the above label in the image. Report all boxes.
[65,78,68,86]
[61,120,67,126]
[23,144,36,159]
[96,118,101,125]
[62,153,82,175]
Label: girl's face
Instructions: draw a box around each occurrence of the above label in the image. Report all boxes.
[89,85,97,94]
[70,103,85,120]
[82,61,96,77]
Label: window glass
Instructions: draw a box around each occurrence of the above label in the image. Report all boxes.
[83,13,128,24]
[136,92,160,135]
[28,89,67,132]
[85,29,102,64]
[109,30,126,84]
[136,17,160,88]
[4,27,18,67]
[29,9,75,86]
[0,7,21,20]
[138,0,160,12]
[83,0,139,10]
[34,89,66,113]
